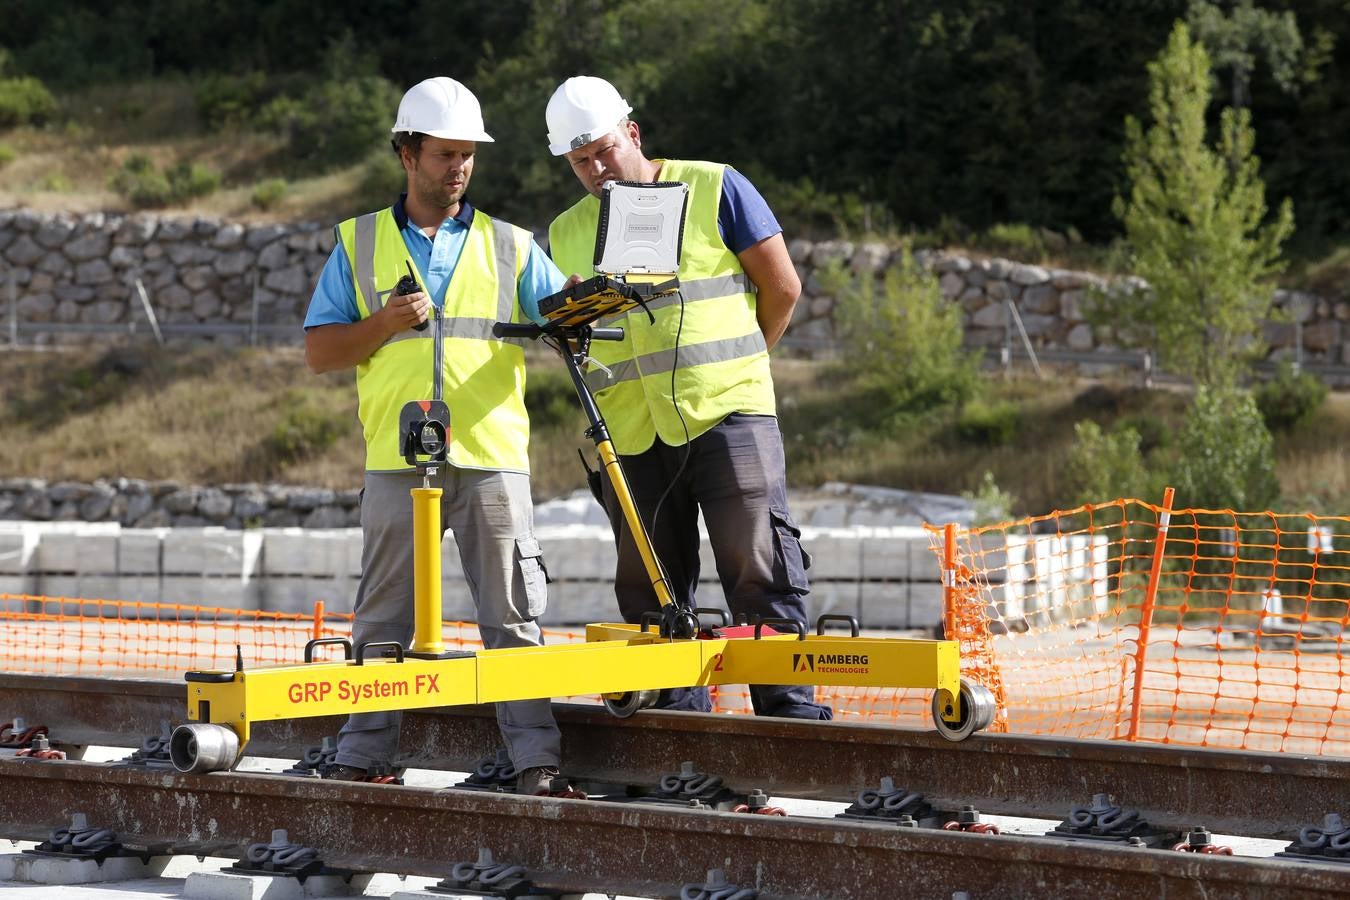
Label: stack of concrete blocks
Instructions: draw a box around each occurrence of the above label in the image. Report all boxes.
[963,532,1110,630]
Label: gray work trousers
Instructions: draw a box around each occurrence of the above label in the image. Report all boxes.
[601,413,832,719]
[334,467,561,772]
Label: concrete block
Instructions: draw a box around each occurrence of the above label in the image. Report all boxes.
[34,524,120,573]
[858,536,931,580]
[118,528,168,574]
[161,575,265,610]
[858,580,945,631]
[535,530,615,581]
[31,575,127,605]
[163,527,264,578]
[185,870,370,899]
[0,851,167,884]
[801,534,862,580]
[0,574,38,596]
[0,524,40,574]
[537,580,617,626]
[262,528,362,578]
[257,576,355,616]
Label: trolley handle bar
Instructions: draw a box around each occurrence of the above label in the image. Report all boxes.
[491,321,624,341]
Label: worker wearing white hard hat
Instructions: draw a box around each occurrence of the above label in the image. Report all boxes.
[545,75,832,722]
[303,76,568,795]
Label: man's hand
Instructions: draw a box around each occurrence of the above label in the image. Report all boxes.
[305,289,432,374]
[382,289,432,331]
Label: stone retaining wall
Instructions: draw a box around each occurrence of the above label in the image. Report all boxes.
[3,209,1346,364]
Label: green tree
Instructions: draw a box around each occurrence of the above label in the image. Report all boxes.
[1186,0,1305,110]
[1110,21,1294,389]
[829,245,979,417]
[1171,385,1279,509]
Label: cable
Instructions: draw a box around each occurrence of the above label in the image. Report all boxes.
[649,288,693,605]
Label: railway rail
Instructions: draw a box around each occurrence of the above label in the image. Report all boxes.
[2,673,1349,898]
[2,673,1343,838]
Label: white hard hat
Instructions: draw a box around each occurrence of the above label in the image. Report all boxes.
[391,77,493,142]
[545,76,633,156]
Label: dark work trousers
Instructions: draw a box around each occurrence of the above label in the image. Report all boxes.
[600,412,833,719]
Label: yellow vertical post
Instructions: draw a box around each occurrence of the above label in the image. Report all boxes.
[410,486,444,655]
[1126,486,1175,742]
[312,600,325,641]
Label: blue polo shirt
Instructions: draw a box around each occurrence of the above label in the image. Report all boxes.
[715,166,782,254]
[304,195,564,330]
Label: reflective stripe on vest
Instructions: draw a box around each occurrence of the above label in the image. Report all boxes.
[549,160,775,454]
[337,208,531,472]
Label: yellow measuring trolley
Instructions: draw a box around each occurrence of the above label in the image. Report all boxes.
[170,213,994,773]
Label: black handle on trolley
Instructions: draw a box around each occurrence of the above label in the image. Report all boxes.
[354,640,405,666]
[304,637,353,663]
[493,322,542,339]
[754,617,806,641]
[491,321,625,341]
[816,614,861,637]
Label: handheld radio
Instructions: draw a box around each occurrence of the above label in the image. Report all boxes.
[395,260,429,332]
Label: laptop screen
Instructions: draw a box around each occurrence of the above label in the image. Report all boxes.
[592,180,688,276]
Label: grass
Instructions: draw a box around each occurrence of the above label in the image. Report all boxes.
[1,346,1345,516]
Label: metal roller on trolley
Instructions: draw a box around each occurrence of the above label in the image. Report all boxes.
[171,182,994,773]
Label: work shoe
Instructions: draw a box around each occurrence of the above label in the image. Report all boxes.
[320,763,369,781]
[516,765,562,795]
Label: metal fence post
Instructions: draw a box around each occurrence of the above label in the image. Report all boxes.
[133,277,165,347]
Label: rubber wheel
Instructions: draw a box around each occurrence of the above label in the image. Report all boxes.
[932,680,996,742]
[603,689,660,718]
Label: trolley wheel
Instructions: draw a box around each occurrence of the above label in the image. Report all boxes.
[931,680,996,742]
[170,723,241,773]
[602,690,660,719]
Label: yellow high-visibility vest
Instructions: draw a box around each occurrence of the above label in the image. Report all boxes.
[548,159,774,454]
[335,207,533,472]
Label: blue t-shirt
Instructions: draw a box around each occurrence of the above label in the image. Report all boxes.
[304,196,565,330]
[716,166,782,254]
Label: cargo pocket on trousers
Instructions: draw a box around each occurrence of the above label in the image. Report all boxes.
[515,536,549,618]
[770,508,812,594]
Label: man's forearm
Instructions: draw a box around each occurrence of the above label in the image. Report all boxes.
[304,317,394,373]
[737,234,801,351]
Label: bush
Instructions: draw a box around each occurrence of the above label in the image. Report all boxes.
[1254,362,1327,431]
[263,396,346,464]
[0,76,58,127]
[39,172,71,192]
[195,72,273,130]
[1062,420,1154,506]
[258,73,402,170]
[108,155,172,208]
[251,178,288,210]
[962,470,1016,525]
[978,223,1048,261]
[956,396,1020,446]
[0,144,16,166]
[109,154,220,209]
[829,243,980,420]
[1171,386,1279,510]
[524,370,579,429]
[357,148,406,205]
[165,161,220,201]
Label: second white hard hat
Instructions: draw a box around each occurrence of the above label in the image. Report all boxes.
[391,77,493,142]
[545,76,633,156]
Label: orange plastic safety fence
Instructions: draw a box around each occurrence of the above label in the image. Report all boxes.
[924,497,1350,756]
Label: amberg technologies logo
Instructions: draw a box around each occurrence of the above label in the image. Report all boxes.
[792,652,870,674]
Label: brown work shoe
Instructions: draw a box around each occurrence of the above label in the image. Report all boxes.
[320,763,369,781]
[515,765,561,795]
